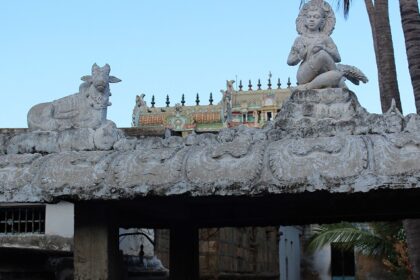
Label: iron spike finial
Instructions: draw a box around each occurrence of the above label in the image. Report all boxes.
[166,94,170,107]
[196,93,200,106]
[151,95,155,108]
[181,94,185,106]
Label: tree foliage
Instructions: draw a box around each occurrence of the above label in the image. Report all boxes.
[307,222,411,278]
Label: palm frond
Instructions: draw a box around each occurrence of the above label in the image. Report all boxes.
[307,222,396,258]
[337,0,352,19]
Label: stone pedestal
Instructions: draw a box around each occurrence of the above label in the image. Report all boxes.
[169,224,199,280]
[74,203,121,280]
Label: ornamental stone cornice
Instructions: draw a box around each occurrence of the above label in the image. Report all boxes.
[1,88,419,203]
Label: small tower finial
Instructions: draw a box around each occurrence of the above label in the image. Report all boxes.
[287,77,291,88]
[181,94,185,106]
[209,92,213,105]
[277,78,281,89]
[239,80,243,91]
[166,95,170,107]
[151,95,155,108]
[196,93,200,106]
[248,80,252,91]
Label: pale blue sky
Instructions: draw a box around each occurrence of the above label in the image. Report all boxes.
[0,0,416,128]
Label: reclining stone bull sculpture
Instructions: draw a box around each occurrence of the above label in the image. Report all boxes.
[28,63,121,131]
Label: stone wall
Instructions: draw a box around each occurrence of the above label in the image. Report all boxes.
[155,229,170,269]
[155,227,279,279]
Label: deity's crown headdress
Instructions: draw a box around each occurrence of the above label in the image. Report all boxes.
[296,0,336,35]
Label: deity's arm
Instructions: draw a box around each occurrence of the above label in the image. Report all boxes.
[287,37,306,66]
[323,36,341,62]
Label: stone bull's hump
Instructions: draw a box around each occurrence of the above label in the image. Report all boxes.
[0,88,420,202]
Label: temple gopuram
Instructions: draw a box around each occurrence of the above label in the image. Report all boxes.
[132,78,292,136]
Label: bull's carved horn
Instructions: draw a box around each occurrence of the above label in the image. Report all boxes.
[81,75,92,82]
[92,63,99,73]
[109,76,122,83]
[104,64,111,74]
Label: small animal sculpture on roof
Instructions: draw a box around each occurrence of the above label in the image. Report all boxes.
[28,63,121,131]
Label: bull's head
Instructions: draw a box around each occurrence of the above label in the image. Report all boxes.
[81,63,121,93]
[80,63,121,109]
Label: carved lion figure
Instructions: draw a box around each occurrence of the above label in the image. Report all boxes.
[27,64,121,131]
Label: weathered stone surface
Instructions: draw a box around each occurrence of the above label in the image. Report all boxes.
[372,133,420,175]
[31,151,112,194]
[0,88,419,202]
[111,147,186,189]
[8,64,123,154]
[186,138,265,188]
[58,128,95,151]
[0,153,42,201]
[268,136,368,182]
[6,126,122,153]
[93,120,122,150]
[27,64,121,131]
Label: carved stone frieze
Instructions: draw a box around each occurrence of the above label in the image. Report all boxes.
[111,147,186,189]
[0,154,40,186]
[185,140,265,188]
[371,134,420,175]
[31,151,112,192]
[185,126,267,188]
[0,87,419,202]
[268,136,368,182]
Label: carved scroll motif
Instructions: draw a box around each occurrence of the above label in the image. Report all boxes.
[31,151,111,190]
[111,147,186,188]
[185,138,265,186]
[371,134,420,175]
[269,136,368,182]
[0,154,41,193]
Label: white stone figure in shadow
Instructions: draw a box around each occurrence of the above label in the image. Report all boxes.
[28,63,121,131]
[287,0,368,90]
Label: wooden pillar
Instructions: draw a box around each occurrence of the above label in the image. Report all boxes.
[169,224,199,280]
[74,203,121,280]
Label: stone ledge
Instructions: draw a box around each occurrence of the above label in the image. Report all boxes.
[0,89,418,203]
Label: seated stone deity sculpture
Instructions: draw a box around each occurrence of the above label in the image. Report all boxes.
[28,64,121,131]
[287,0,368,90]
